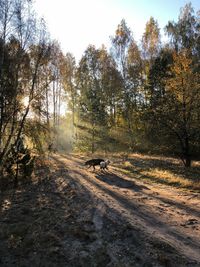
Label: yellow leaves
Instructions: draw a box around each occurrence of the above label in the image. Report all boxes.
[171,50,192,75]
[142,17,160,58]
[166,49,198,104]
[127,41,141,66]
[116,28,124,37]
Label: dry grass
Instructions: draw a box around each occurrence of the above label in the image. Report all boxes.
[141,168,200,190]
[111,153,200,192]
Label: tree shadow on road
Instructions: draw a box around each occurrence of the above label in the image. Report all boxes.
[95,171,148,191]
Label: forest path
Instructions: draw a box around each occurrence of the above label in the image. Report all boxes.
[53,153,200,266]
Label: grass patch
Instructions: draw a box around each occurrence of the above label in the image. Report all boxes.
[112,154,200,192]
[141,168,200,190]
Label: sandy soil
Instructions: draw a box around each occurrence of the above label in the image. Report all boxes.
[0,153,200,267]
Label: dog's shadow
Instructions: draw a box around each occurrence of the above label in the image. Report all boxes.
[95,171,148,191]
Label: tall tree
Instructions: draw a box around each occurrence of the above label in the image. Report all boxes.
[123,39,143,149]
[166,3,200,53]
[151,49,200,167]
[76,45,107,152]
[61,52,76,128]
[111,19,132,79]
[142,17,161,60]
[142,17,161,107]
[0,0,51,172]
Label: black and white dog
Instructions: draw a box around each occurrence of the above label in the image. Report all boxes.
[85,158,104,170]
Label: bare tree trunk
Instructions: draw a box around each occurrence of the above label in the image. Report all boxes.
[91,124,95,154]
[53,79,56,128]
[182,135,191,168]
[45,78,50,125]
[58,84,61,125]
[0,1,9,151]
[14,51,42,149]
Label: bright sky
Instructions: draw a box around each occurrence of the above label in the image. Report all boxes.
[34,0,200,62]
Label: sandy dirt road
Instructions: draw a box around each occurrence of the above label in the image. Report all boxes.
[1,153,200,267]
[51,154,200,266]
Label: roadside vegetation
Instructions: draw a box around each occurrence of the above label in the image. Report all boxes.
[111,153,200,192]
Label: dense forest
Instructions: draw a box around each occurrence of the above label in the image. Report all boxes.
[0,0,199,182]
